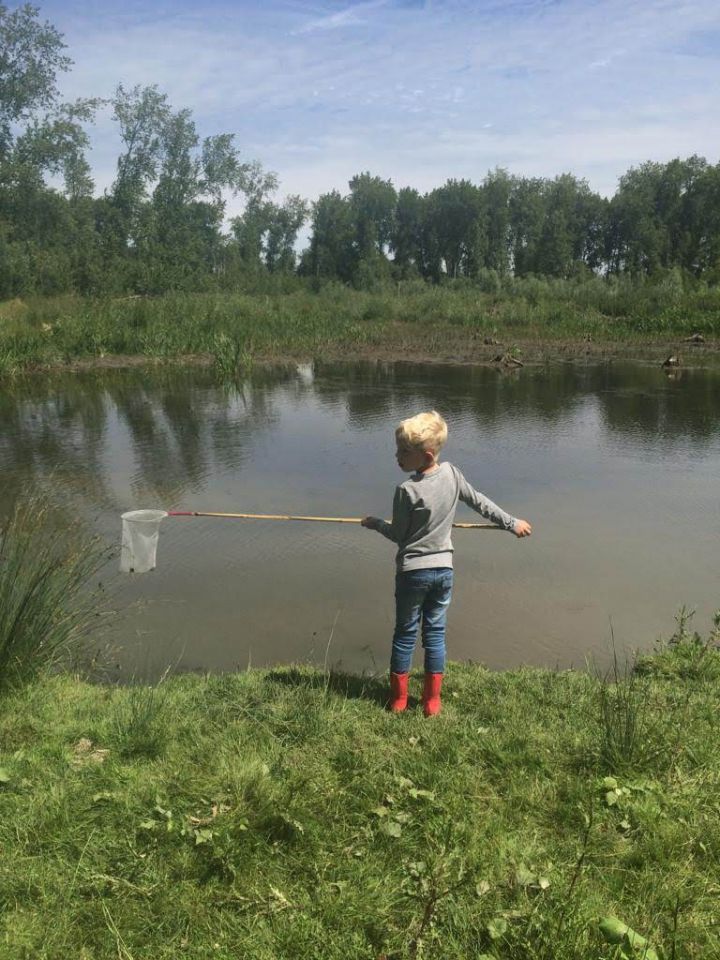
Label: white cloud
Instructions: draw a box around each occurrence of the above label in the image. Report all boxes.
[296,0,392,34]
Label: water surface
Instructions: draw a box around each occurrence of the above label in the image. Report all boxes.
[1,360,718,677]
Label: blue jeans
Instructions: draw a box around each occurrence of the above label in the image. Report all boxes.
[391,568,454,674]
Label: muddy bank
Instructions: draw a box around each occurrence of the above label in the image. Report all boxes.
[293,331,720,368]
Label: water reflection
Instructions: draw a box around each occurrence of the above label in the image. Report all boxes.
[0,366,299,515]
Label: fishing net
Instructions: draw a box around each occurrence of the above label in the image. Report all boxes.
[120,510,168,573]
[118,507,493,575]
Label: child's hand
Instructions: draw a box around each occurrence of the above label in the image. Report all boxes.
[361,516,382,530]
[514,519,532,538]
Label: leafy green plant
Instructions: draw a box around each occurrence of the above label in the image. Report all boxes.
[636,607,720,681]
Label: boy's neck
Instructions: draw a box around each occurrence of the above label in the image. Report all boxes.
[417,459,440,476]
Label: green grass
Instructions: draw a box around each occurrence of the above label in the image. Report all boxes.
[0,620,718,959]
[1,274,719,376]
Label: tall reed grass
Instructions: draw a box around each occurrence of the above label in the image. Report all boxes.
[0,492,108,688]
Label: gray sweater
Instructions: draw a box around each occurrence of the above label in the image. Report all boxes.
[377,461,518,571]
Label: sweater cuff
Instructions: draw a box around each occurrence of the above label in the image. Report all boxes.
[378,520,396,542]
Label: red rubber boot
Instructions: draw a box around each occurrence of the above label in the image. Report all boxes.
[389,672,409,712]
[422,673,443,717]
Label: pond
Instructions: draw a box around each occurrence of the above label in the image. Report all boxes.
[1,360,718,677]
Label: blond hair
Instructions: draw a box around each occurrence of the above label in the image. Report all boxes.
[396,410,448,455]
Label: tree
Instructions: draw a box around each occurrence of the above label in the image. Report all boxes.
[508,177,544,276]
[264,195,308,272]
[302,190,355,282]
[680,161,720,277]
[14,98,99,198]
[605,159,707,276]
[425,179,483,278]
[110,84,171,248]
[390,186,424,276]
[0,5,105,294]
[0,2,71,157]
[348,171,396,258]
[230,161,279,268]
[480,168,513,274]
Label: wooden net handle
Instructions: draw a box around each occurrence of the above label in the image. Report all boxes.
[168,511,498,529]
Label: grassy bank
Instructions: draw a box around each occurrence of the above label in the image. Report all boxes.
[1,276,719,375]
[1,620,718,959]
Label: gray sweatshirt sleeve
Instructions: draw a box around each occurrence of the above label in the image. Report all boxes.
[377,485,412,544]
[454,466,518,531]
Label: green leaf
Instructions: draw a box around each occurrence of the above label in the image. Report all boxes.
[487,917,508,940]
[599,917,658,957]
[0,768,11,785]
[381,820,402,838]
[92,792,114,803]
[515,863,536,887]
[602,776,619,789]
[599,916,631,943]
[139,819,157,831]
[475,879,491,896]
[408,788,435,801]
[194,829,214,845]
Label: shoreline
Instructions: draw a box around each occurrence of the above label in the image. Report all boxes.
[7,331,720,376]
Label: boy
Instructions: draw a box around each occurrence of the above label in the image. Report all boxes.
[362,410,531,716]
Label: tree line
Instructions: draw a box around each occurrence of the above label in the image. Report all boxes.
[2,3,720,300]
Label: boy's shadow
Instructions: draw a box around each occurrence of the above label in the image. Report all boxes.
[265,667,404,709]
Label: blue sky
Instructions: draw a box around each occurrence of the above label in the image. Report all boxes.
[38,0,720,216]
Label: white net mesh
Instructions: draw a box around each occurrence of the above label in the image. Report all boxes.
[120,510,168,573]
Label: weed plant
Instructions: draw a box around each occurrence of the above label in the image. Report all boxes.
[0,619,718,958]
[636,606,720,682]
